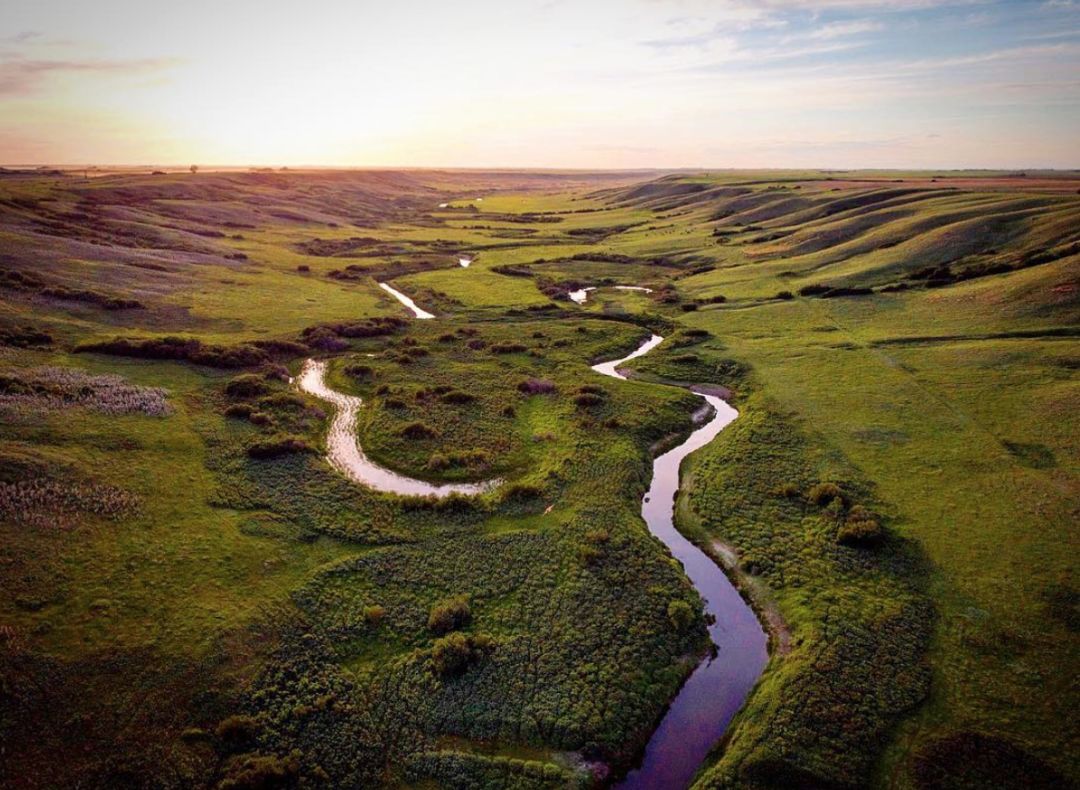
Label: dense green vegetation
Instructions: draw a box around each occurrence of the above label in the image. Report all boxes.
[0,167,1076,788]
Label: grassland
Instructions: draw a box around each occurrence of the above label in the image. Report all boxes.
[0,167,1076,789]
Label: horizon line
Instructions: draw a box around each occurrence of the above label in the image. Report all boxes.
[3,163,1080,174]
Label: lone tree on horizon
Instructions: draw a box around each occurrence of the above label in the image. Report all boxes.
[190,164,198,174]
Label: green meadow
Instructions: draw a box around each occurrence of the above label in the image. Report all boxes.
[0,168,1076,789]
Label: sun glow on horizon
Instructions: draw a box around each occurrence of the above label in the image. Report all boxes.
[1,0,1078,169]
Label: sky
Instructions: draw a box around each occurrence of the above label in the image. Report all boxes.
[0,0,1078,169]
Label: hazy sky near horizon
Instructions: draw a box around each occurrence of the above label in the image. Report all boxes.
[1,0,1077,168]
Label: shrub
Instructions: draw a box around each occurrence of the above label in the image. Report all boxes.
[0,325,52,348]
[491,342,527,354]
[214,715,259,752]
[296,264,310,272]
[466,339,487,351]
[431,633,495,677]
[680,302,699,312]
[440,390,475,405]
[343,363,374,380]
[247,436,314,459]
[257,392,307,411]
[218,752,300,790]
[427,450,490,470]
[837,505,883,547]
[225,374,270,399]
[773,482,802,498]
[428,596,472,635]
[585,529,610,545]
[248,412,274,427]
[251,339,310,359]
[807,481,844,507]
[363,605,386,626]
[261,363,292,381]
[668,600,695,631]
[574,393,605,409]
[673,353,700,364]
[501,482,543,502]
[578,544,603,566]
[225,403,254,419]
[77,336,269,369]
[578,384,606,396]
[400,421,437,440]
[775,290,795,300]
[518,378,557,395]
[303,326,348,352]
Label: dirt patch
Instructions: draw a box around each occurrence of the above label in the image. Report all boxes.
[690,383,733,400]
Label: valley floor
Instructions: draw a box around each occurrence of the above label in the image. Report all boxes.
[0,167,1076,789]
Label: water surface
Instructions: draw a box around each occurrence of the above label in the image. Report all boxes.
[297,359,497,497]
[569,285,654,305]
[594,335,768,790]
[378,282,435,319]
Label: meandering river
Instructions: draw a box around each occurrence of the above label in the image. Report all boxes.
[296,359,497,496]
[594,335,768,790]
[298,302,768,787]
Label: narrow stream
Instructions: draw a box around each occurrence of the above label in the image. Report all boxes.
[569,285,654,305]
[296,359,498,497]
[299,321,767,785]
[378,282,435,319]
[594,335,768,790]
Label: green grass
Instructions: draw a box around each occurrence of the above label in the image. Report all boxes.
[0,168,1076,790]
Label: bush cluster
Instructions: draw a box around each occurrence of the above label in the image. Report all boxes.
[427,596,472,635]
[247,436,315,459]
[431,632,495,677]
[0,324,53,348]
[518,378,557,395]
[0,268,143,310]
[77,336,269,368]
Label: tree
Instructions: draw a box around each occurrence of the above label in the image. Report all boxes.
[190,164,199,174]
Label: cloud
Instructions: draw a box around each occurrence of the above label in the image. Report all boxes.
[880,42,1080,73]
[643,14,880,54]
[1,31,43,44]
[0,56,178,96]
[754,0,984,8]
[798,19,883,40]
